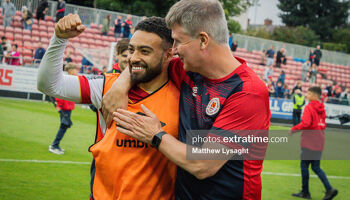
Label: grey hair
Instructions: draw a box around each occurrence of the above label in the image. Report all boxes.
[165,0,228,44]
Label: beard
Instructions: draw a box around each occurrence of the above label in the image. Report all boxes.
[129,55,163,85]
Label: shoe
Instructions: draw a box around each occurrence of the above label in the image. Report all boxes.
[292,191,311,199]
[49,145,64,155]
[57,147,65,152]
[323,188,338,200]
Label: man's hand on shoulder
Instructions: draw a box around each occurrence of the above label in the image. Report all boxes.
[55,14,85,39]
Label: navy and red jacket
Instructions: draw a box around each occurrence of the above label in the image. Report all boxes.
[291,100,326,151]
[56,98,75,111]
[169,57,270,200]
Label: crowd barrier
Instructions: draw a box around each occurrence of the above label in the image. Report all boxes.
[1,64,349,126]
[270,97,350,126]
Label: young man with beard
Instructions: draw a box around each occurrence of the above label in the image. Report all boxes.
[104,0,270,199]
[37,14,180,199]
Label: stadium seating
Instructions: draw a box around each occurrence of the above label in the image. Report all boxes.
[0,8,349,91]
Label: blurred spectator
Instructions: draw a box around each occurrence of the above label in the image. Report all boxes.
[1,36,11,52]
[34,42,46,64]
[340,88,349,105]
[266,77,275,97]
[80,57,93,73]
[283,84,291,99]
[55,0,66,22]
[92,67,101,75]
[277,70,286,86]
[63,50,73,69]
[275,48,286,68]
[309,64,317,83]
[228,33,233,50]
[267,78,275,97]
[109,38,129,73]
[122,15,132,38]
[313,45,322,66]
[326,80,333,98]
[5,44,21,66]
[1,0,15,28]
[102,66,108,74]
[114,15,122,38]
[36,0,49,21]
[321,84,328,103]
[0,43,3,62]
[49,63,79,155]
[101,14,111,36]
[275,81,285,99]
[259,49,266,65]
[292,81,302,94]
[231,41,238,52]
[332,83,342,104]
[308,49,314,66]
[292,89,305,125]
[266,45,275,67]
[264,65,273,81]
[21,6,33,31]
[301,60,310,82]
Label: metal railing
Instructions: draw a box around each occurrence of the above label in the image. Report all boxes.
[7,0,143,26]
[233,33,350,66]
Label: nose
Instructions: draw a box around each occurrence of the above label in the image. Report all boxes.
[129,51,141,64]
[172,42,178,55]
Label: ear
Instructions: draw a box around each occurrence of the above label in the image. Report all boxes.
[164,47,173,62]
[198,32,209,50]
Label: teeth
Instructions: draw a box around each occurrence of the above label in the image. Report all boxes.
[133,67,143,70]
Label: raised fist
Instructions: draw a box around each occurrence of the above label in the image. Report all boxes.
[55,14,85,39]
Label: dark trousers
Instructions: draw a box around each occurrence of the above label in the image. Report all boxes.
[293,109,302,125]
[52,110,72,148]
[301,160,332,194]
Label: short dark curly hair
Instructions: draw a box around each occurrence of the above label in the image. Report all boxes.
[134,16,173,50]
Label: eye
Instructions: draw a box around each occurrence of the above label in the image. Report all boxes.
[128,48,134,54]
[141,50,150,55]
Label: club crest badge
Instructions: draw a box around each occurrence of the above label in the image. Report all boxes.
[192,86,198,97]
[206,97,220,116]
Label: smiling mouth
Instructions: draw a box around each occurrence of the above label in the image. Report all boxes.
[131,66,146,73]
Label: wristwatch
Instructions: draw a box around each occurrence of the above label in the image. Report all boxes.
[151,131,167,149]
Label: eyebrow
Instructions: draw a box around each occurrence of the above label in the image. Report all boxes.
[129,44,154,51]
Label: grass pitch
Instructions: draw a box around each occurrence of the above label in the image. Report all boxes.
[0,98,349,199]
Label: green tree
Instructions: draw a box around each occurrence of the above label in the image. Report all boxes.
[332,28,350,53]
[272,26,319,46]
[277,0,350,40]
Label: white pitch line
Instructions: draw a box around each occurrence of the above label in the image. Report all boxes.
[1,159,350,180]
[0,159,90,165]
[262,172,350,180]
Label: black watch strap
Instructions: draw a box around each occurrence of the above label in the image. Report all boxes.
[151,131,167,149]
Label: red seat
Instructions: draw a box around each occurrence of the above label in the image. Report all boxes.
[32,23,39,31]
[39,26,47,32]
[32,30,40,37]
[23,49,33,57]
[39,20,47,26]
[5,32,13,40]
[46,16,53,22]
[40,32,48,38]
[41,37,50,45]
[23,29,31,36]
[23,35,31,42]
[14,33,23,41]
